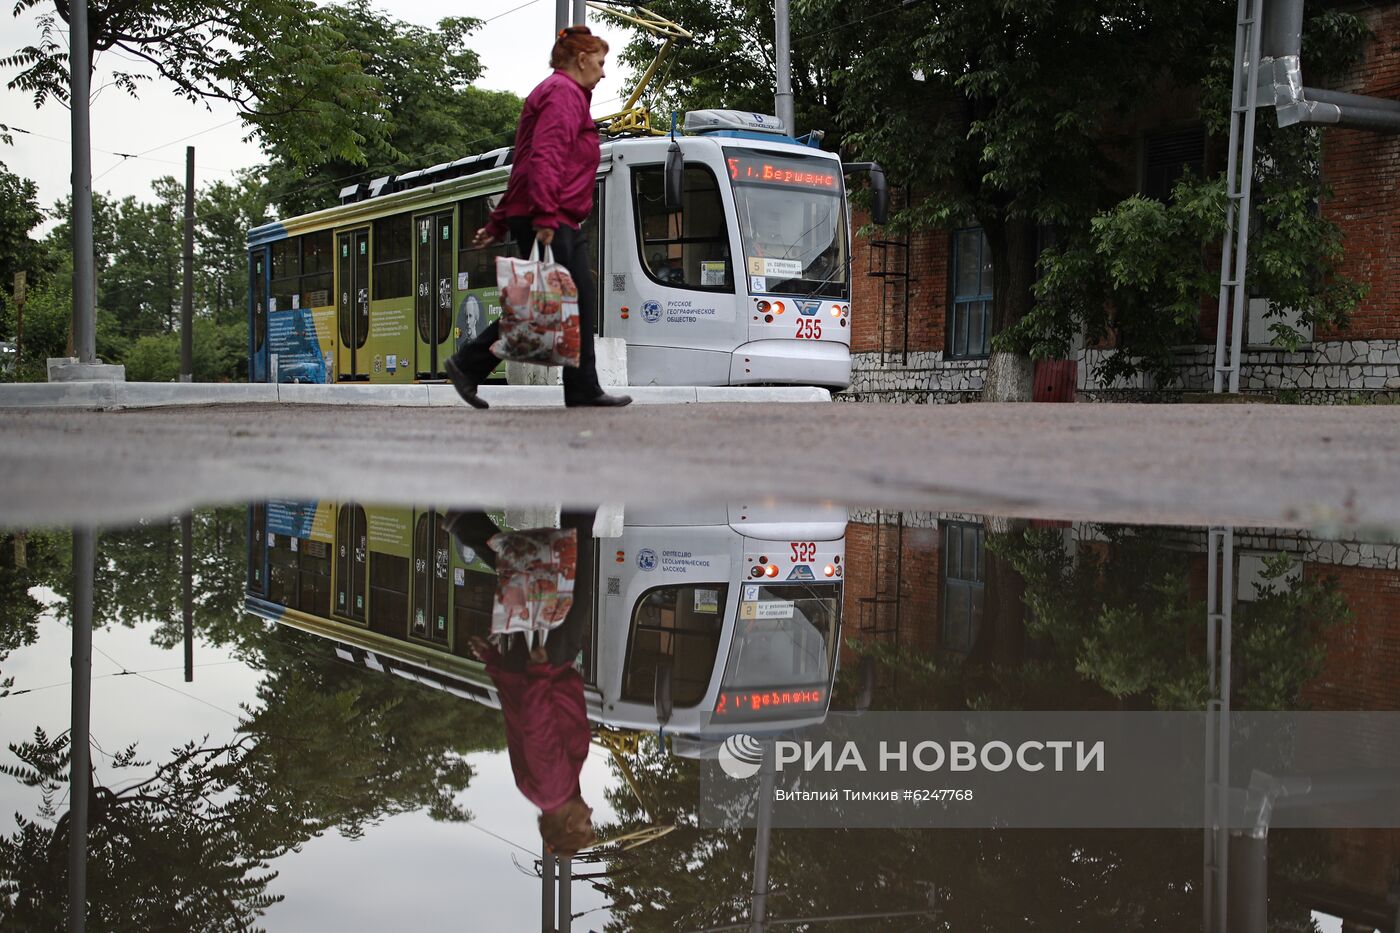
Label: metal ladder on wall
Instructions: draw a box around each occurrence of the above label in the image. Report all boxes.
[858,511,905,643]
[867,187,911,366]
[1214,0,1267,393]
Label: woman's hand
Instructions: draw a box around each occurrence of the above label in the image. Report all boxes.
[472,227,497,249]
[534,226,555,246]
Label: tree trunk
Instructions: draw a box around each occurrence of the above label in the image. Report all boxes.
[980,215,1039,402]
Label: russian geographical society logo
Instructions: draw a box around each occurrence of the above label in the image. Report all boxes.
[637,548,658,571]
[641,300,662,323]
[718,733,766,779]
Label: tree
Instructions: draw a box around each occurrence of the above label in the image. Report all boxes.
[606,0,847,140]
[259,2,522,217]
[3,0,387,168]
[196,173,270,327]
[1009,11,1370,388]
[619,2,1369,398]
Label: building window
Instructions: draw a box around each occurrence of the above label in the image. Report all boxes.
[949,227,992,359]
[1143,126,1205,202]
[941,522,984,652]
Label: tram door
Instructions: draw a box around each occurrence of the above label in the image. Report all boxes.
[336,229,371,380]
[333,504,368,623]
[413,211,455,379]
[411,512,452,646]
[249,248,270,382]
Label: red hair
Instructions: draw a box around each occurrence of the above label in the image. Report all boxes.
[550,24,608,70]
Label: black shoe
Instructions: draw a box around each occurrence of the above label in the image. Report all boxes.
[566,392,633,408]
[444,358,488,409]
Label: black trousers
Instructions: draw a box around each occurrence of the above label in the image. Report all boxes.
[449,218,603,403]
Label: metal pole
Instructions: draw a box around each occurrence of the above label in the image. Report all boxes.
[751,752,776,933]
[542,852,556,932]
[181,147,195,382]
[558,856,572,932]
[774,0,794,132]
[572,0,586,27]
[555,0,569,33]
[13,271,25,373]
[69,527,95,933]
[182,513,194,681]
[69,0,96,365]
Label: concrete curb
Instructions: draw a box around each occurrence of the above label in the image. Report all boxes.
[0,381,833,410]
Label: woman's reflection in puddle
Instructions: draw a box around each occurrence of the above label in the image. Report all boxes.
[446,509,596,857]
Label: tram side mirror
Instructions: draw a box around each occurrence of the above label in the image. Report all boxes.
[843,161,889,225]
[664,141,684,213]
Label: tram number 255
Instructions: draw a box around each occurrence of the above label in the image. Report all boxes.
[791,542,817,562]
[795,318,822,340]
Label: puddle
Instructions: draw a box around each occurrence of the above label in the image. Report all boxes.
[2,504,1396,931]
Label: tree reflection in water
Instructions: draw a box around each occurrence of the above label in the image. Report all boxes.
[0,518,505,931]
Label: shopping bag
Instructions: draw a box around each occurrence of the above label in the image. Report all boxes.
[491,241,582,367]
[487,527,578,648]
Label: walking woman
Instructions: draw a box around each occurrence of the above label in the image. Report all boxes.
[445,25,631,409]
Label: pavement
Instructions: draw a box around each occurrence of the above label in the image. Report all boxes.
[1,399,1398,532]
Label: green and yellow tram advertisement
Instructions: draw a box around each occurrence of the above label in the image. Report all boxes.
[247,160,517,384]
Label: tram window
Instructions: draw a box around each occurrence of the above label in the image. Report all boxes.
[270,238,298,312]
[632,164,731,292]
[457,194,513,291]
[622,583,727,707]
[372,214,413,300]
[300,231,333,307]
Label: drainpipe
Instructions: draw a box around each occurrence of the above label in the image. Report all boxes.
[1259,0,1400,133]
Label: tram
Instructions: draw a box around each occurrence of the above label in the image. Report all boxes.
[246,110,886,389]
[243,500,847,749]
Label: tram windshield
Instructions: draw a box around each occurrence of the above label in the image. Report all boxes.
[713,582,841,720]
[725,148,849,299]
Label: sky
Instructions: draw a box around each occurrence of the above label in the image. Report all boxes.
[0,0,634,219]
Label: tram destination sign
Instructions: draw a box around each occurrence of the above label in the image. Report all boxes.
[727,154,838,190]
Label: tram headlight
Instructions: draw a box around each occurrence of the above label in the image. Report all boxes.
[823,564,835,577]
[765,564,779,578]
[772,301,785,314]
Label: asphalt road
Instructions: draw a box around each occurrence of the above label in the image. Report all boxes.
[2,401,1398,531]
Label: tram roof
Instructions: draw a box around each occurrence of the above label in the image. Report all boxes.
[248,132,835,247]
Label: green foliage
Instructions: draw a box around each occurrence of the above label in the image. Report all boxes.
[122,318,246,381]
[260,3,521,216]
[3,0,389,169]
[0,163,45,298]
[196,173,271,326]
[607,0,846,142]
[1005,9,1370,382]
[990,526,1352,710]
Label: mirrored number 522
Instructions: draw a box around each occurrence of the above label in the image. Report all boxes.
[795,318,822,339]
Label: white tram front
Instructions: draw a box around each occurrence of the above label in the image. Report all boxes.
[598,111,866,389]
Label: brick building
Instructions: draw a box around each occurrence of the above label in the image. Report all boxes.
[844,2,1400,403]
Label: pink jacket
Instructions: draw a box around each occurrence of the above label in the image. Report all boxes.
[485,652,591,813]
[485,71,600,237]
